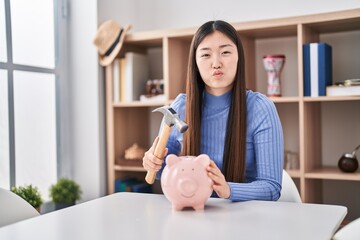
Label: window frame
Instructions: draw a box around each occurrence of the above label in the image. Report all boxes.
[0,0,67,190]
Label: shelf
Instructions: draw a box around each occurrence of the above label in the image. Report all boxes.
[286,169,301,178]
[238,24,297,39]
[269,96,300,103]
[304,96,360,102]
[104,9,360,217]
[114,159,146,172]
[114,165,147,172]
[113,100,172,108]
[303,15,360,33]
[125,33,163,47]
[305,167,360,181]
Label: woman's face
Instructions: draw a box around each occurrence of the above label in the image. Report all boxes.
[196,30,238,96]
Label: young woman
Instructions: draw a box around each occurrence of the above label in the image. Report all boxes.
[142,20,284,201]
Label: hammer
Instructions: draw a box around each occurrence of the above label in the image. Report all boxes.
[145,106,188,184]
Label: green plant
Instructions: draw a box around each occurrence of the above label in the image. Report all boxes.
[49,178,82,204]
[11,185,43,209]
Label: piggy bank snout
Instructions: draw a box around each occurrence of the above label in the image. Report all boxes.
[177,178,198,197]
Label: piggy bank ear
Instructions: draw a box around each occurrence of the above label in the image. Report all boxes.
[194,154,210,167]
[165,154,180,167]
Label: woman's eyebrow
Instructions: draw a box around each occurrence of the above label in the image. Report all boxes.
[219,44,234,48]
[198,44,234,51]
[198,47,211,51]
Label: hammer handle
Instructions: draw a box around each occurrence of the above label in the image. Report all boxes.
[145,124,172,184]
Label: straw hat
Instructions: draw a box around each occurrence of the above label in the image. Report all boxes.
[93,20,131,66]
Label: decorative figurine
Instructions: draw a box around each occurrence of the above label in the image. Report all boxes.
[161,154,213,211]
[124,143,146,160]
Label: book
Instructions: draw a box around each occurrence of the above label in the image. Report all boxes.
[303,43,332,97]
[131,182,152,193]
[113,59,121,102]
[303,44,311,96]
[114,178,152,193]
[119,58,126,102]
[326,85,360,96]
[335,79,360,86]
[123,52,149,102]
[114,178,139,192]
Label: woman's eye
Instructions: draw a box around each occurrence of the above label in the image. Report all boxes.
[201,53,210,57]
[222,51,231,55]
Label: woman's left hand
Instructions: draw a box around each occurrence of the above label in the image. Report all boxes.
[207,160,230,199]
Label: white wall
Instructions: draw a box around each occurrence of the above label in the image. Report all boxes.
[68,0,360,202]
[67,0,106,202]
[97,0,360,32]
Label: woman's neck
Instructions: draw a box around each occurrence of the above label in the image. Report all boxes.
[203,90,232,109]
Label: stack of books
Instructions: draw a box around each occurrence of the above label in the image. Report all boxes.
[112,52,150,103]
[326,79,360,96]
[115,178,152,193]
[303,42,332,97]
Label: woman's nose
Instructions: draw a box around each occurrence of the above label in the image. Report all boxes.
[213,64,221,69]
[212,55,222,69]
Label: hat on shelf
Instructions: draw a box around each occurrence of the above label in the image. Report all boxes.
[93,20,131,66]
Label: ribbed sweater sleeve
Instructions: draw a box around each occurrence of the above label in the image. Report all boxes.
[227,92,284,201]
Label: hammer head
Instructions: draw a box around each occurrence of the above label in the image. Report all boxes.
[153,106,188,133]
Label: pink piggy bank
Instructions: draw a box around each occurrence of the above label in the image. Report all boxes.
[161,154,213,211]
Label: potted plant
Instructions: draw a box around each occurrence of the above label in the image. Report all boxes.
[49,178,82,210]
[11,184,43,212]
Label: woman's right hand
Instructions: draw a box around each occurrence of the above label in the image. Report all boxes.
[142,136,167,172]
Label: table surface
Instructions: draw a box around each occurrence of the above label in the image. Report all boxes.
[0,192,347,240]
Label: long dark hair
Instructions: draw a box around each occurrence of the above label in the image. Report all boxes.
[182,20,247,183]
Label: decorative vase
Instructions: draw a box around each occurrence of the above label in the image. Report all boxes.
[262,54,286,97]
[338,144,360,173]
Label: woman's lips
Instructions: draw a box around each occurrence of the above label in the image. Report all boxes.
[213,70,223,76]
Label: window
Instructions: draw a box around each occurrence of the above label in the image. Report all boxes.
[11,0,55,68]
[0,0,64,201]
[13,71,57,195]
[0,70,10,189]
[0,0,7,62]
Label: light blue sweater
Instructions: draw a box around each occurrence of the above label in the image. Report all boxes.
[158,90,284,202]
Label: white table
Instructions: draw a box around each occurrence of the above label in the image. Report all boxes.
[0,192,347,240]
